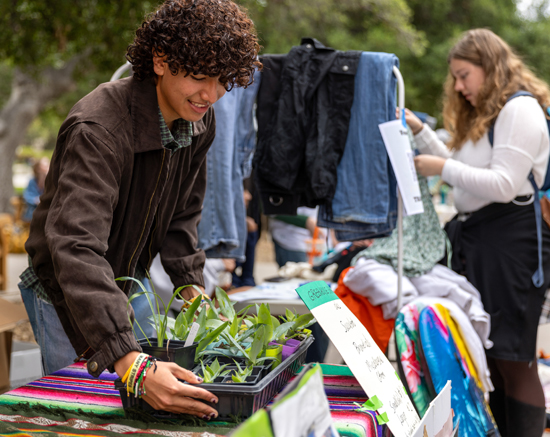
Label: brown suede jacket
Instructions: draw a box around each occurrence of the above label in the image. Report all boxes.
[25,76,216,377]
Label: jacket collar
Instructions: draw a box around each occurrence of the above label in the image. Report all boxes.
[300,37,334,52]
[130,76,207,153]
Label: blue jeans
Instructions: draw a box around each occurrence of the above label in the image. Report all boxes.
[198,74,261,261]
[329,52,398,224]
[20,282,155,376]
[232,230,259,287]
[318,52,399,241]
[19,284,76,376]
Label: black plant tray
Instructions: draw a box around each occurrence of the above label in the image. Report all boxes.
[116,335,314,420]
[138,338,197,370]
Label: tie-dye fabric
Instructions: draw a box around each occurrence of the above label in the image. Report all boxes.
[394,302,434,417]
[418,306,499,437]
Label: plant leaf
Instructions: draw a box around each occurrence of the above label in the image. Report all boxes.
[195,321,230,361]
[229,314,239,338]
[184,295,203,325]
[206,319,225,329]
[174,311,189,340]
[273,322,294,343]
[248,325,266,365]
[215,286,236,320]
[195,305,208,340]
[291,314,315,332]
[257,304,273,347]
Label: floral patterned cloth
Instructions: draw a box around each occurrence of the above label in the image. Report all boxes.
[352,137,448,278]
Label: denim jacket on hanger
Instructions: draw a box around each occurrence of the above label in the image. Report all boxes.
[318,52,399,240]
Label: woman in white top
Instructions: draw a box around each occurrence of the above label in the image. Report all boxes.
[405,29,550,436]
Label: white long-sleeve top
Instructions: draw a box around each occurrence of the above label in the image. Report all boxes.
[414,96,549,213]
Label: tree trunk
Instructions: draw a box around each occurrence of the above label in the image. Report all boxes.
[0,56,84,213]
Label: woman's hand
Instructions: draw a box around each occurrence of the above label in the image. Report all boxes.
[396,108,424,135]
[115,352,218,420]
[141,362,219,419]
[414,155,447,177]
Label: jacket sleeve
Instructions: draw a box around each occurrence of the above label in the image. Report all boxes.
[161,113,217,300]
[44,124,140,376]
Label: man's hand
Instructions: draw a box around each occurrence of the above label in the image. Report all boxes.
[414,155,446,177]
[222,259,236,273]
[114,352,218,419]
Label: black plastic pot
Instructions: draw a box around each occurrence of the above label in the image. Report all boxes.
[138,338,197,370]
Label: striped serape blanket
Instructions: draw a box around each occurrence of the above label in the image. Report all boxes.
[0,362,389,436]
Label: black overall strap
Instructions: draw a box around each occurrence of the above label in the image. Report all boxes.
[488,90,544,287]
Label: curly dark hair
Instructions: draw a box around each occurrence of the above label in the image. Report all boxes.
[126,0,262,90]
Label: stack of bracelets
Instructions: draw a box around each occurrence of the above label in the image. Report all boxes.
[121,353,158,398]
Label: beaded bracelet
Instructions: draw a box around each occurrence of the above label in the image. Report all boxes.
[122,354,158,398]
[126,353,148,394]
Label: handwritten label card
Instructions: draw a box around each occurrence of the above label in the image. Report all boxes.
[296,281,421,437]
[379,120,424,216]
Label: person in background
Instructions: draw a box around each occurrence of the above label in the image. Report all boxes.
[22,158,49,224]
[269,207,324,266]
[269,207,331,363]
[405,29,550,435]
[20,0,260,420]
[232,183,260,288]
[203,258,236,296]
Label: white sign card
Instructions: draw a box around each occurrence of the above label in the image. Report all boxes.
[379,119,424,216]
[412,381,453,437]
[296,281,421,437]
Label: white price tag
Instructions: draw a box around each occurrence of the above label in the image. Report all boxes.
[379,119,424,216]
[184,322,200,347]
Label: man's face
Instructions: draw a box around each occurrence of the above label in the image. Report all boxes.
[153,56,227,127]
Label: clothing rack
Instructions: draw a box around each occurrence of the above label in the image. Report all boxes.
[392,65,405,312]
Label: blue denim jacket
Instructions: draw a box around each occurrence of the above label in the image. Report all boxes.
[198,73,261,261]
[318,52,398,240]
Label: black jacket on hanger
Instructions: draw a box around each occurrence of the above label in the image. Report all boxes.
[255,38,361,215]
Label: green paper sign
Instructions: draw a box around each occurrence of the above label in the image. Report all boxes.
[364,395,384,411]
[377,412,390,425]
[296,281,340,311]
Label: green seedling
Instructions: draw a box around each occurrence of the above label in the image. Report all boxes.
[230,361,254,383]
[285,313,316,340]
[116,275,203,348]
[200,358,231,383]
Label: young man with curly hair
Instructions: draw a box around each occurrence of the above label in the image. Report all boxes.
[20,0,261,419]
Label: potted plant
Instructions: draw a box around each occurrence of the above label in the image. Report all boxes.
[116,276,226,369]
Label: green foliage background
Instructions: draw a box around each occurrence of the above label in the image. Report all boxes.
[1,0,550,150]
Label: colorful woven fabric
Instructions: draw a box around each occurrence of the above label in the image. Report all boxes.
[331,410,391,437]
[0,362,124,417]
[0,413,222,436]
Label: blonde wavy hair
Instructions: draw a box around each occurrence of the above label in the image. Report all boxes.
[443,28,550,151]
